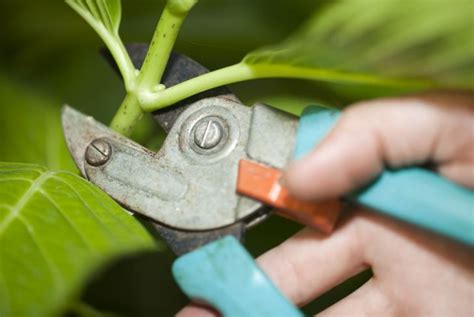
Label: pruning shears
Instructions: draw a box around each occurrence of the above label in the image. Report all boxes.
[61,44,474,317]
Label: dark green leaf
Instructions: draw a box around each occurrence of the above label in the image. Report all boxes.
[0,162,156,317]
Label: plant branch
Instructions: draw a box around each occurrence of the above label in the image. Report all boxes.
[110,0,197,136]
[102,33,136,91]
[139,63,251,111]
[110,93,142,136]
[140,62,435,111]
[136,0,197,90]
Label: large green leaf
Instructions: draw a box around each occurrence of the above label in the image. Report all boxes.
[244,0,474,89]
[0,76,76,172]
[0,162,156,317]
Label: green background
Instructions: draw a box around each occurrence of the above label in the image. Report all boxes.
[0,1,369,315]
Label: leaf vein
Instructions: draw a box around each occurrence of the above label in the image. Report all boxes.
[71,178,132,232]
[38,190,96,251]
[49,174,120,243]
[16,216,62,294]
[0,178,34,183]
[0,172,51,236]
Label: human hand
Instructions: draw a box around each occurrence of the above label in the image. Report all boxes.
[177,91,474,317]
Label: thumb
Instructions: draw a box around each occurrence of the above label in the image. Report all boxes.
[285,91,474,201]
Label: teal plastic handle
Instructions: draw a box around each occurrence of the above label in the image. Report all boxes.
[173,236,303,317]
[295,106,474,246]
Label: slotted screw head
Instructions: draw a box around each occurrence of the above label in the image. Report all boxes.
[85,139,111,166]
[193,117,224,149]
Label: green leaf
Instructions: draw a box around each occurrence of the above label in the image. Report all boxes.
[65,0,135,90]
[0,76,76,172]
[243,0,474,89]
[66,0,121,35]
[0,162,156,317]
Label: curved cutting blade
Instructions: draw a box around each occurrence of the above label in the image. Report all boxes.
[61,105,148,177]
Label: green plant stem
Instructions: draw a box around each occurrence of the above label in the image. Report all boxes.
[136,1,196,90]
[139,63,250,111]
[105,34,136,91]
[140,62,435,111]
[110,93,142,136]
[110,0,197,136]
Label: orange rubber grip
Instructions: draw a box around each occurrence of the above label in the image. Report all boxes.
[237,159,342,234]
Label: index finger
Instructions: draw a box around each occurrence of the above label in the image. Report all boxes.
[285,91,474,201]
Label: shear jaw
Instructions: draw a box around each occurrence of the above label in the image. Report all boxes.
[62,96,299,254]
[61,97,263,231]
[61,105,146,177]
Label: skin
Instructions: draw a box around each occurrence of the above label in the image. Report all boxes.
[177,91,474,317]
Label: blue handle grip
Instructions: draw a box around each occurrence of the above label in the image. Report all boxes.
[295,106,474,246]
[173,236,303,317]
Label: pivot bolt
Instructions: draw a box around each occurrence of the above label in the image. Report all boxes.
[193,117,224,149]
[85,139,111,166]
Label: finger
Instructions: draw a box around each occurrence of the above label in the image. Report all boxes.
[176,303,219,317]
[285,91,474,201]
[176,211,368,315]
[175,212,366,316]
[438,161,474,188]
[316,280,391,317]
[256,210,368,306]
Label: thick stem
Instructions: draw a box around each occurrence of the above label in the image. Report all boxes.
[110,93,142,136]
[140,63,434,111]
[110,0,197,135]
[136,1,196,90]
[140,63,252,111]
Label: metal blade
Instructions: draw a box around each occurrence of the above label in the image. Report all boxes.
[61,105,148,177]
[153,222,244,256]
[61,104,253,255]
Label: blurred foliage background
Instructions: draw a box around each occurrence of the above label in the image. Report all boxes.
[0,0,387,315]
